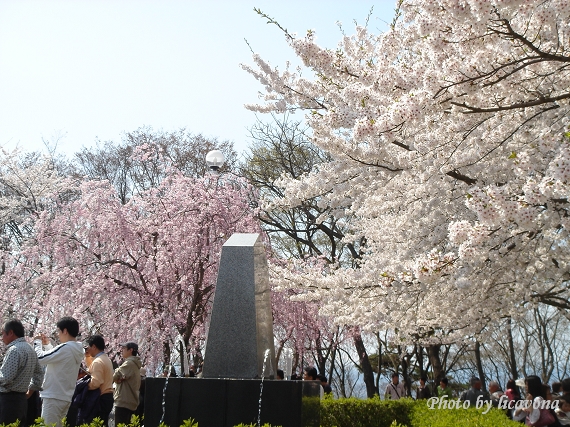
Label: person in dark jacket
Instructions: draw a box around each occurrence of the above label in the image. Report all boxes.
[71,373,100,425]
[318,375,332,395]
[417,376,432,399]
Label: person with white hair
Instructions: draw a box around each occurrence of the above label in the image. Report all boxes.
[460,377,491,407]
[488,380,504,407]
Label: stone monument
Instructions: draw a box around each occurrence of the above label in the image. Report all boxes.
[202,233,276,378]
[144,233,320,427]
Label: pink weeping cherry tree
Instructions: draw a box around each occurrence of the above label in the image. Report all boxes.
[1,169,260,371]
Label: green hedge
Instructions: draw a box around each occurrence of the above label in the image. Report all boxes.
[407,403,520,427]
[321,397,522,427]
[1,399,522,427]
[321,397,412,427]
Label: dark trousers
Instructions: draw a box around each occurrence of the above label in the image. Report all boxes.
[26,391,41,427]
[0,392,28,425]
[114,406,135,426]
[66,404,79,427]
[97,393,114,426]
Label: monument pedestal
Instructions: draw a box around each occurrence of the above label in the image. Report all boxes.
[144,377,320,427]
[202,233,276,379]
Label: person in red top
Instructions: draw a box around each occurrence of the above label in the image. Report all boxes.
[504,379,522,419]
[505,379,521,402]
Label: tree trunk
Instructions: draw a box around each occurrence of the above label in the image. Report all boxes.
[474,340,486,391]
[400,347,411,397]
[354,332,376,398]
[417,345,424,378]
[293,351,300,377]
[179,341,186,377]
[328,345,337,393]
[163,341,171,374]
[337,359,347,398]
[376,335,382,395]
[507,317,518,380]
[427,345,444,382]
[315,335,326,375]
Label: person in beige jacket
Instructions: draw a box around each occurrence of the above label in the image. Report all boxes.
[113,342,142,425]
[85,335,114,426]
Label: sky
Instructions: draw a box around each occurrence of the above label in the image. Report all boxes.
[0,1,395,158]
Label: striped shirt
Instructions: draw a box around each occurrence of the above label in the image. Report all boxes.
[0,337,44,393]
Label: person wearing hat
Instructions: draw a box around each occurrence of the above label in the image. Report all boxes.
[113,342,142,426]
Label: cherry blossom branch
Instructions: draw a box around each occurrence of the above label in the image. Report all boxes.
[490,17,570,63]
[451,93,569,114]
[344,153,403,172]
[446,170,477,185]
[253,8,294,41]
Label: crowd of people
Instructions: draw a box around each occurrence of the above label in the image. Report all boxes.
[3,316,570,427]
[0,317,142,427]
[301,365,570,426]
[383,372,570,426]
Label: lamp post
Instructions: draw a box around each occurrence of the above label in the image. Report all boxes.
[205,149,258,208]
[205,150,225,173]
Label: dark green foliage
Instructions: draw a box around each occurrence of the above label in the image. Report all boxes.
[234,424,275,427]
[302,396,321,427]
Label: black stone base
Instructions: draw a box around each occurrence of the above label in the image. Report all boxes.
[144,378,320,427]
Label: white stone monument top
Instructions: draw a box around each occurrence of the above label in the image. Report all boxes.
[222,233,260,247]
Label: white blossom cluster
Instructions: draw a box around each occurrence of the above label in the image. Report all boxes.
[244,0,570,342]
[0,148,73,244]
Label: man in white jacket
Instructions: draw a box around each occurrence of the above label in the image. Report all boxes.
[34,317,85,427]
[385,373,406,400]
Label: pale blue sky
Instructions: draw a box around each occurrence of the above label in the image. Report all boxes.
[0,1,395,156]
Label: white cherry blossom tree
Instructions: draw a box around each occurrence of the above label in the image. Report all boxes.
[243,0,570,342]
[0,149,74,249]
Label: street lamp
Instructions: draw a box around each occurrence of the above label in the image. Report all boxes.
[204,149,258,208]
[206,150,225,172]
